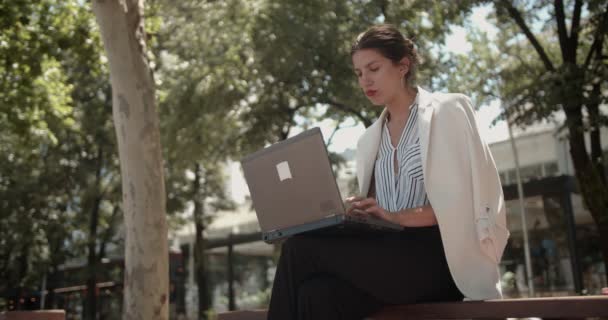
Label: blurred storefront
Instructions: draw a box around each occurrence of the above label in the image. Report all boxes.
[500,175,605,297]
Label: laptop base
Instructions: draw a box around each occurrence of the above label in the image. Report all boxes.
[262,214,403,243]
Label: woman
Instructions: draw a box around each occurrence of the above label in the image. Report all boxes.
[267,24,509,320]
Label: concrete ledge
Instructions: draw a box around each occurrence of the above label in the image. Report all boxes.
[0,310,65,320]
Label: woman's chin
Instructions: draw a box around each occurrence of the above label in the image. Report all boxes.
[368,98,384,106]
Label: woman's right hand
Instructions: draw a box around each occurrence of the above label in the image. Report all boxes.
[344,196,366,215]
[346,197,397,225]
[344,196,365,215]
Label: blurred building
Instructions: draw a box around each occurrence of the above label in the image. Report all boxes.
[489,124,607,297]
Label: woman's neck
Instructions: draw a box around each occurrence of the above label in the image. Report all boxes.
[385,86,417,124]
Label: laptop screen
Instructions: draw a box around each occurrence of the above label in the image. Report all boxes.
[241,128,345,232]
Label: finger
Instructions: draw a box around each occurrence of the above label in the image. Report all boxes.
[345,196,365,203]
[351,208,370,217]
[345,201,361,215]
[345,203,356,214]
[353,198,377,210]
[364,206,384,218]
[347,205,370,216]
[367,206,394,222]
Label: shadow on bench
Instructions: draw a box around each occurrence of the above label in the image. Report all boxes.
[217,295,608,320]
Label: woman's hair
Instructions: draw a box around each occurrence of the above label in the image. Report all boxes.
[351,24,421,86]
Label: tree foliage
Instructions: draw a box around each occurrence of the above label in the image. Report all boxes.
[0,2,123,315]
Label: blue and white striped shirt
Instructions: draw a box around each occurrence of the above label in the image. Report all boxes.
[374,96,430,212]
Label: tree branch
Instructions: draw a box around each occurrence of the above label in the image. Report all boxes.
[323,99,373,127]
[587,86,606,185]
[555,0,572,62]
[499,0,555,71]
[379,0,390,23]
[570,0,583,58]
[583,2,608,69]
[277,104,302,141]
[327,121,357,147]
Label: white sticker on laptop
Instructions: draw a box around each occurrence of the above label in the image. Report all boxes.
[276,161,292,181]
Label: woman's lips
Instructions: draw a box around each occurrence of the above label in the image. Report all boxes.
[366,90,377,97]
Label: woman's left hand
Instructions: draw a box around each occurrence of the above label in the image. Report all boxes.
[348,197,397,224]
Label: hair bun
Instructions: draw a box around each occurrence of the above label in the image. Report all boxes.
[403,38,421,65]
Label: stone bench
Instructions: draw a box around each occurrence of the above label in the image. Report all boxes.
[217,295,608,319]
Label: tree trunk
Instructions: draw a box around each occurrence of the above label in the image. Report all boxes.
[564,105,608,281]
[95,205,120,320]
[46,268,56,309]
[86,196,102,320]
[15,244,29,311]
[587,98,606,184]
[193,163,211,320]
[92,1,169,320]
[98,205,121,262]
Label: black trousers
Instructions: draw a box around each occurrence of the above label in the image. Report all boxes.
[267,225,463,320]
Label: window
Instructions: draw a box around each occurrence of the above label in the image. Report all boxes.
[507,169,517,185]
[499,172,507,184]
[503,162,558,185]
[520,164,543,182]
[544,162,559,176]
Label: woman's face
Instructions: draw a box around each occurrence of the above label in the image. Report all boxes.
[352,49,407,106]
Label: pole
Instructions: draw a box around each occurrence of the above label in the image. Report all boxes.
[40,273,47,309]
[507,118,535,296]
[560,185,583,294]
[227,234,236,311]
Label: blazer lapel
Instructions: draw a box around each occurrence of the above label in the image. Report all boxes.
[416,87,436,175]
[356,109,387,195]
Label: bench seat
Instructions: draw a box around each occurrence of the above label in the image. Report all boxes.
[217,295,608,320]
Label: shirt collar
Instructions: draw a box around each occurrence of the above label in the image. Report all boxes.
[408,91,420,111]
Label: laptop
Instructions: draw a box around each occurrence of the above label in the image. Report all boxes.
[241,127,403,243]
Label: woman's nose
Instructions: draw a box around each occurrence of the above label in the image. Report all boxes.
[360,74,372,86]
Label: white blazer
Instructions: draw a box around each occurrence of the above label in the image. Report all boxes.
[355,87,510,300]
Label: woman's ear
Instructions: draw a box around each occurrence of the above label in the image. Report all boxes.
[399,57,410,76]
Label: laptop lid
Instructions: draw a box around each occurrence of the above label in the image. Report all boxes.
[241,128,346,233]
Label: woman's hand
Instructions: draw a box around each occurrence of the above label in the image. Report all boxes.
[344,196,397,224]
[344,196,364,213]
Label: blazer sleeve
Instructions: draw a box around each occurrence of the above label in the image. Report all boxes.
[457,95,510,264]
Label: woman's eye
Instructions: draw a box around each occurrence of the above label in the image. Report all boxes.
[370,67,379,72]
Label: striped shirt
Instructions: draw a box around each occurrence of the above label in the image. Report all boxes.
[374,95,430,212]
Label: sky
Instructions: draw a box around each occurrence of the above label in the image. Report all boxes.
[229,5,510,203]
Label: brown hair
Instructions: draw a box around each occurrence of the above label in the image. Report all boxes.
[351,24,421,86]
